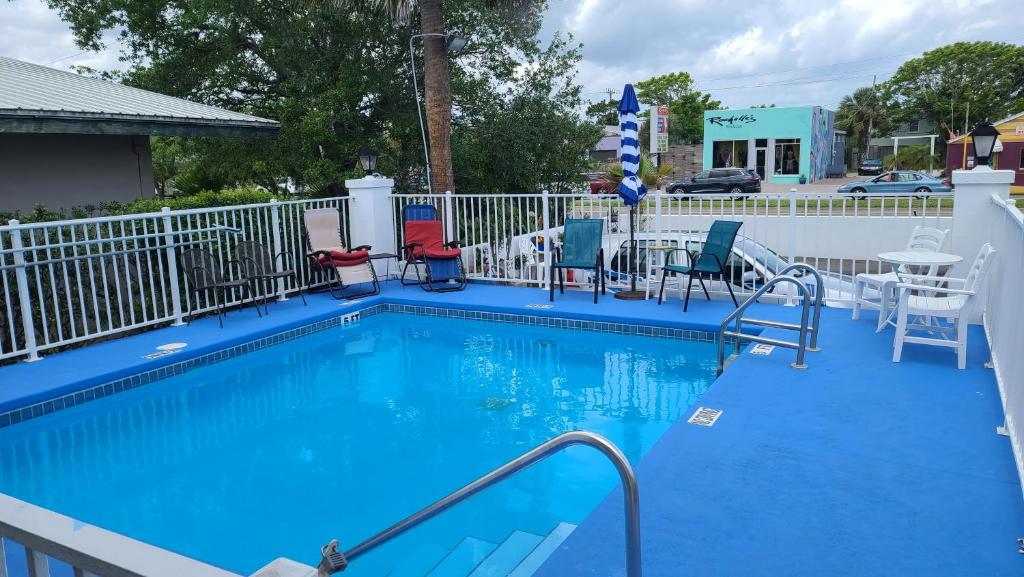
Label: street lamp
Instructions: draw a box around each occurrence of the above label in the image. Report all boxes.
[358,148,378,175]
[969,122,1000,168]
[409,32,470,192]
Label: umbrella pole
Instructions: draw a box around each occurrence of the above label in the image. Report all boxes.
[614,203,646,300]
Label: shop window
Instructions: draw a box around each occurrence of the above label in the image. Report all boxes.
[755,138,768,147]
[774,139,800,175]
[713,140,748,168]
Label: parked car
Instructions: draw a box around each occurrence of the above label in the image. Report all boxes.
[858,159,884,176]
[837,171,953,197]
[585,173,613,194]
[666,168,761,196]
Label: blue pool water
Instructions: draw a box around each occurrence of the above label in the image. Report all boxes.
[0,313,716,575]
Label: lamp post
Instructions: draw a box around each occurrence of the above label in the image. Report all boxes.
[409,32,470,193]
[358,148,379,175]
[968,122,1000,168]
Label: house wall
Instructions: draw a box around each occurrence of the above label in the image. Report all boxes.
[703,106,834,184]
[0,133,155,215]
[946,115,1024,193]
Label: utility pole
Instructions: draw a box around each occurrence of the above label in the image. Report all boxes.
[866,75,876,159]
[605,88,615,103]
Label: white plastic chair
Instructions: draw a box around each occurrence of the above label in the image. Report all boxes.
[852,226,950,330]
[891,243,995,369]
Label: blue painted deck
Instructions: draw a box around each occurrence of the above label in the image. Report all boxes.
[0,281,1020,576]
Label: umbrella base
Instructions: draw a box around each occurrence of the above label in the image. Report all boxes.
[613,290,646,301]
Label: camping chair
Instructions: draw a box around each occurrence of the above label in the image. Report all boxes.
[549,218,605,304]
[234,241,307,314]
[401,204,466,292]
[181,248,263,328]
[892,243,995,369]
[658,220,742,312]
[303,207,380,299]
[852,226,950,331]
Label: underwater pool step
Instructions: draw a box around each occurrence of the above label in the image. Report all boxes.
[468,530,544,577]
[507,522,577,577]
[425,536,498,577]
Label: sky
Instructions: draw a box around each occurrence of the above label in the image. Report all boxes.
[1,0,1020,112]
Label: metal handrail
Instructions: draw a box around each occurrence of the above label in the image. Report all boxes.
[775,263,824,351]
[335,431,642,577]
[717,274,813,374]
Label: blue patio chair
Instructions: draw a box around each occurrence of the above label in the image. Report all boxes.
[658,220,742,312]
[549,218,605,304]
[400,204,466,292]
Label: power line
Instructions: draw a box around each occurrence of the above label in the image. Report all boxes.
[43,50,88,65]
[692,52,917,84]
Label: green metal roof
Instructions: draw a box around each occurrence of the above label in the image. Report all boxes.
[0,57,279,137]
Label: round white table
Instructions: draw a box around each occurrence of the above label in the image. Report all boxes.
[875,250,963,329]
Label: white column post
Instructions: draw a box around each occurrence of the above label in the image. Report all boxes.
[9,220,40,361]
[443,190,455,243]
[541,189,551,291]
[268,199,286,300]
[344,176,397,279]
[951,166,1014,323]
[787,188,798,306]
[160,208,185,326]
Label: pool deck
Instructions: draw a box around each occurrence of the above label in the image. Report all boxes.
[0,281,1021,576]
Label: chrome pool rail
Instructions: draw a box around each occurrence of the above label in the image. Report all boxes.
[717,272,816,374]
[332,430,642,577]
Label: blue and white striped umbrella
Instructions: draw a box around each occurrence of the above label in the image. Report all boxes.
[617,84,647,205]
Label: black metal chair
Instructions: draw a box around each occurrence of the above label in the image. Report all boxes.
[181,248,262,327]
[234,241,307,314]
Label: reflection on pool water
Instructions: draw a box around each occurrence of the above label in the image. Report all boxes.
[0,312,717,575]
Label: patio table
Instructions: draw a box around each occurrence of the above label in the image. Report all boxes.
[876,250,963,330]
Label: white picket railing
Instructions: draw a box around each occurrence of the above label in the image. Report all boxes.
[0,198,350,362]
[984,194,1024,494]
[391,190,954,304]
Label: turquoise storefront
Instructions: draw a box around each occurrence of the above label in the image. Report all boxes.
[702,106,836,184]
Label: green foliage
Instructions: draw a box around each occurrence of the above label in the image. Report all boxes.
[836,86,887,157]
[0,189,276,224]
[45,0,592,195]
[586,99,619,126]
[881,41,1024,141]
[883,145,940,171]
[634,72,721,145]
[605,153,674,189]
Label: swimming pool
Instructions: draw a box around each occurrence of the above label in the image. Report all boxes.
[0,311,716,576]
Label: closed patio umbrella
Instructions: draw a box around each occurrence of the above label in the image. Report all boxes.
[615,83,647,300]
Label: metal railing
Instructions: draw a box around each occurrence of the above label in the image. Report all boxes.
[0,198,349,362]
[717,272,818,374]
[333,431,642,577]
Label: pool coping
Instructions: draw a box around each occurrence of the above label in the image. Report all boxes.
[0,295,726,429]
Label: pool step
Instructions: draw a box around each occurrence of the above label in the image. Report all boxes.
[506,522,577,577]
[468,530,544,576]
[426,536,498,577]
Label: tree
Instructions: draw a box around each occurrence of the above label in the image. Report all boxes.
[881,41,1024,143]
[835,86,886,160]
[634,72,721,145]
[586,99,619,126]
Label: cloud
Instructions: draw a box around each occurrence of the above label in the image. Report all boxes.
[0,0,123,72]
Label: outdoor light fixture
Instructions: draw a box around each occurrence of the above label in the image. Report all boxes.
[358,148,379,175]
[969,122,1000,167]
[444,34,470,54]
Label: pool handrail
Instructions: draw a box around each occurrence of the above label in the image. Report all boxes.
[334,430,642,577]
[717,273,814,374]
[774,263,824,351]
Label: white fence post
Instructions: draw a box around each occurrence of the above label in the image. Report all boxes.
[9,220,40,361]
[161,208,185,326]
[541,190,550,290]
[787,188,798,306]
[269,199,286,301]
[444,190,455,244]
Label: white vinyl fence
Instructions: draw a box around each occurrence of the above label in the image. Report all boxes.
[984,194,1024,492]
[392,190,953,303]
[0,198,349,362]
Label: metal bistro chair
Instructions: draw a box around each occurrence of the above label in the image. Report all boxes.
[235,241,307,314]
[181,248,263,327]
[658,220,743,312]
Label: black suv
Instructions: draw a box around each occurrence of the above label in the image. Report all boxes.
[667,168,761,196]
[858,158,883,176]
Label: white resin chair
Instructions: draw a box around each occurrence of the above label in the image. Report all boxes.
[852,226,950,330]
[892,243,995,369]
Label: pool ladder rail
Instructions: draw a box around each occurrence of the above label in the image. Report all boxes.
[317,430,641,577]
[717,264,824,374]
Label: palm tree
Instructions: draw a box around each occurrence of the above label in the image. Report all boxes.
[836,86,886,161]
[330,0,537,193]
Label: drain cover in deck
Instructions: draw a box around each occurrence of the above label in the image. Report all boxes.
[688,407,722,427]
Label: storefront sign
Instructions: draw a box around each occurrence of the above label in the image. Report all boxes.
[651,105,669,153]
[707,114,757,128]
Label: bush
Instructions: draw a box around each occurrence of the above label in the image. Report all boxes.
[1,188,279,224]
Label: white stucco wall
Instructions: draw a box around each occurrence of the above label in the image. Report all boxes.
[0,133,156,214]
